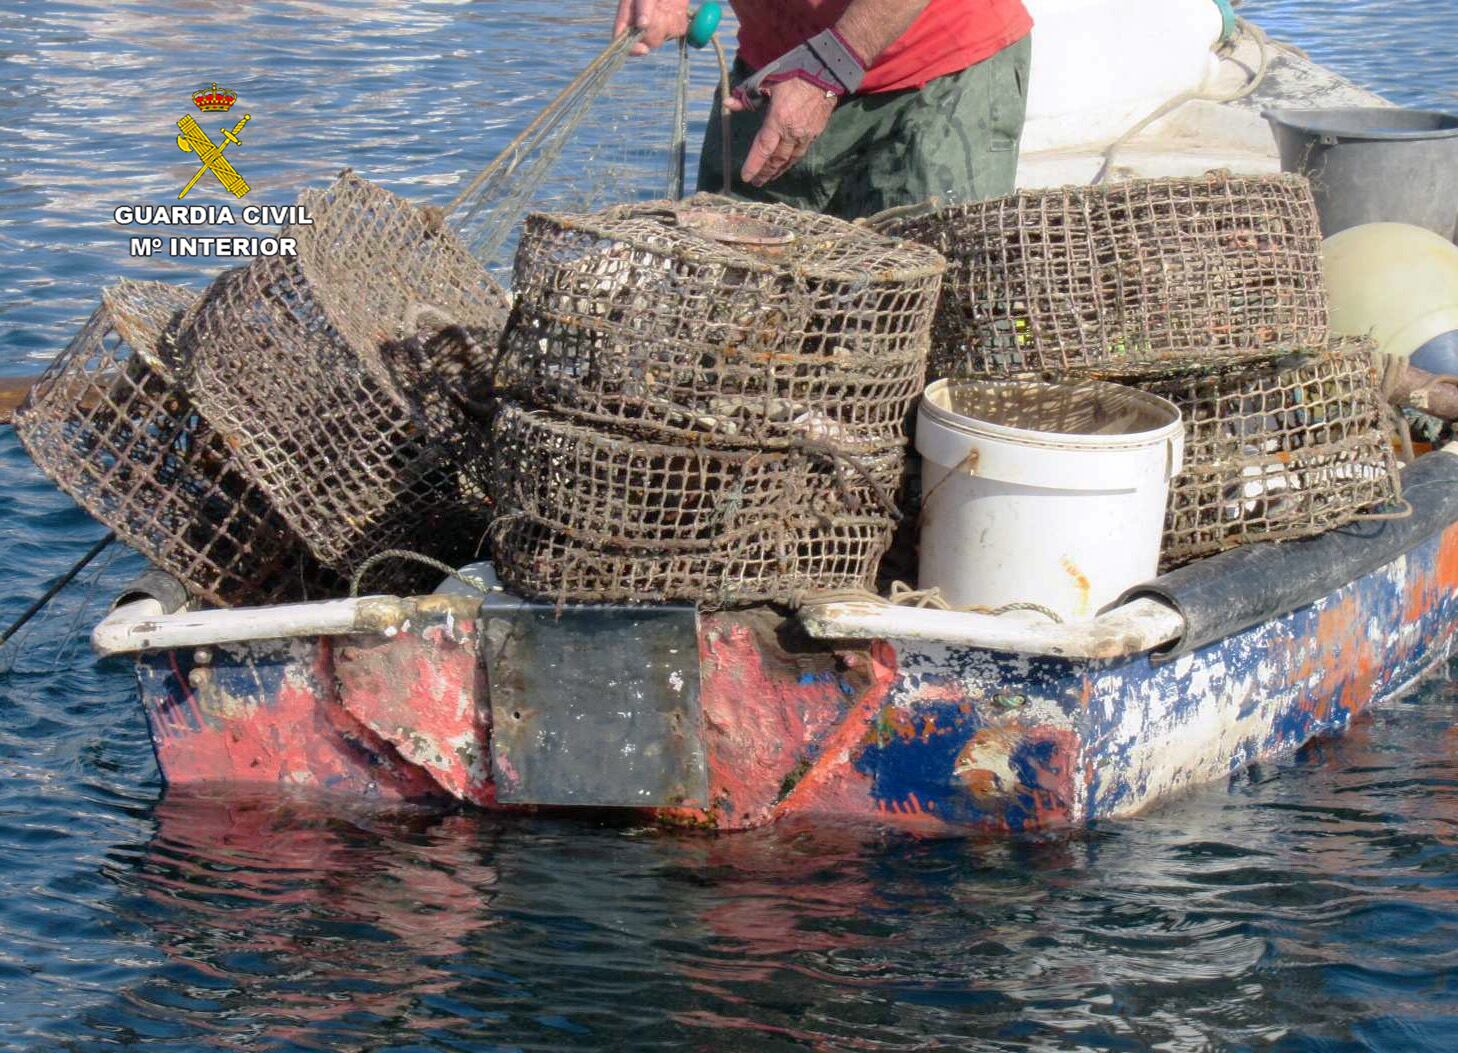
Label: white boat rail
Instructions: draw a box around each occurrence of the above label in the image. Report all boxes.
[798,597,1185,659]
[93,590,1185,661]
[92,594,476,658]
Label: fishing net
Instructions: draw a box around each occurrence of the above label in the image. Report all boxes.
[491,512,894,608]
[177,172,511,584]
[0,536,129,677]
[497,195,946,451]
[874,172,1329,381]
[1117,338,1403,569]
[447,30,699,274]
[13,281,333,607]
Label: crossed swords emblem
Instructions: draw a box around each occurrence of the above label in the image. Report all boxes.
[176,113,251,199]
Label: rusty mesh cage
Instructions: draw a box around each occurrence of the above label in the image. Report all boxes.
[13,281,335,607]
[497,194,946,450]
[490,402,902,553]
[874,173,1329,381]
[177,171,511,579]
[493,403,803,551]
[491,513,893,608]
[1123,338,1402,568]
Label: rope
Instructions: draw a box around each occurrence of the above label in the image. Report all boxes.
[1092,17,1273,186]
[795,581,1064,624]
[918,448,979,517]
[1378,348,1406,401]
[1351,498,1415,524]
[350,550,494,598]
[671,38,690,198]
[712,37,733,195]
[789,437,904,520]
[1358,359,1417,518]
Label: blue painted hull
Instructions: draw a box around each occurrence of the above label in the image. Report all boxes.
[820,526,1458,831]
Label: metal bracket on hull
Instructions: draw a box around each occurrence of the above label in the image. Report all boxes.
[483,602,709,809]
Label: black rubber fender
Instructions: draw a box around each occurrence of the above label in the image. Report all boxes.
[1123,449,1458,660]
[112,568,190,615]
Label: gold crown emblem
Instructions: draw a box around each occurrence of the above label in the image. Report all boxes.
[192,83,237,113]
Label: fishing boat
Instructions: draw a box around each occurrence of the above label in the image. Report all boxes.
[82,1,1458,833]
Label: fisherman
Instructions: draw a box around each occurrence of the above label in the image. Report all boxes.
[613,0,1033,220]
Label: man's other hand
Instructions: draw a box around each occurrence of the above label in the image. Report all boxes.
[612,0,688,54]
[729,79,838,187]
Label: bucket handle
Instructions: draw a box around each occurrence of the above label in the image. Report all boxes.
[920,447,980,514]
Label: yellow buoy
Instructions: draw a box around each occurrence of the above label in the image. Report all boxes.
[1323,222,1458,367]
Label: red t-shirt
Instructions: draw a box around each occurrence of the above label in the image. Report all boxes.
[732,0,1033,94]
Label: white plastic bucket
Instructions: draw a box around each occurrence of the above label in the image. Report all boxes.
[916,379,1184,622]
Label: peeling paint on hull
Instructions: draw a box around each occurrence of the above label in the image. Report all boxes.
[137,525,1458,833]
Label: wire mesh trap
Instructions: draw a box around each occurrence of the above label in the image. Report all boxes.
[1125,337,1402,568]
[492,403,810,551]
[498,195,946,451]
[491,512,894,608]
[490,402,903,553]
[874,173,1329,381]
[13,281,334,607]
[177,171,512,582]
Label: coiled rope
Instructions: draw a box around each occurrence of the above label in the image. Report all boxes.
[794,581,1064,624]
[350,550,494,598]
[1092,17,1276,186]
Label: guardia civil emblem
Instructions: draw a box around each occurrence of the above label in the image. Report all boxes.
[176,83,251,200]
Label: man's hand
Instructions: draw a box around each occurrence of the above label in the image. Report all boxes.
[612,0,688,55]
[728,79,838,187]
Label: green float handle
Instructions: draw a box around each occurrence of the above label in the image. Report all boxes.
[1211,0,1239,46]
[687,2,722,49]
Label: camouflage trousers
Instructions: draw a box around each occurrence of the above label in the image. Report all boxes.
[697,34,1032,221]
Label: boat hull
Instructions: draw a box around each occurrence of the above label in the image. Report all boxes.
[134,519,1458,833]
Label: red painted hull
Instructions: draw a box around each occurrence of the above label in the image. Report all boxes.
[134,517,1458,833]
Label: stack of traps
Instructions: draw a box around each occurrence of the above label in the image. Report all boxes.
[875,172,1332,380]
[14,282,335,607]
[491,195,946,606]
[16,172,511,603]
[878,172,1402,565]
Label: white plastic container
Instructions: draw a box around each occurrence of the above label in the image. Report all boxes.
[1019,0,1225,155]
[916,379,1184,622]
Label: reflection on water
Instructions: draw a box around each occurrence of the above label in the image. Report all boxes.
[23,691,1458,1051]
[2,0,1458,1049]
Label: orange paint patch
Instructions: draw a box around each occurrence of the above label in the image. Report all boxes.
[771,641,900,823]
[955,726,1024,801]
[1061,557,1091,616]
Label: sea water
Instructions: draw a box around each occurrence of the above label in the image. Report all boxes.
[1,1,1456,1048]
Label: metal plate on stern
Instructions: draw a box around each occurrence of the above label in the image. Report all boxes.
[483,603,707,808]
